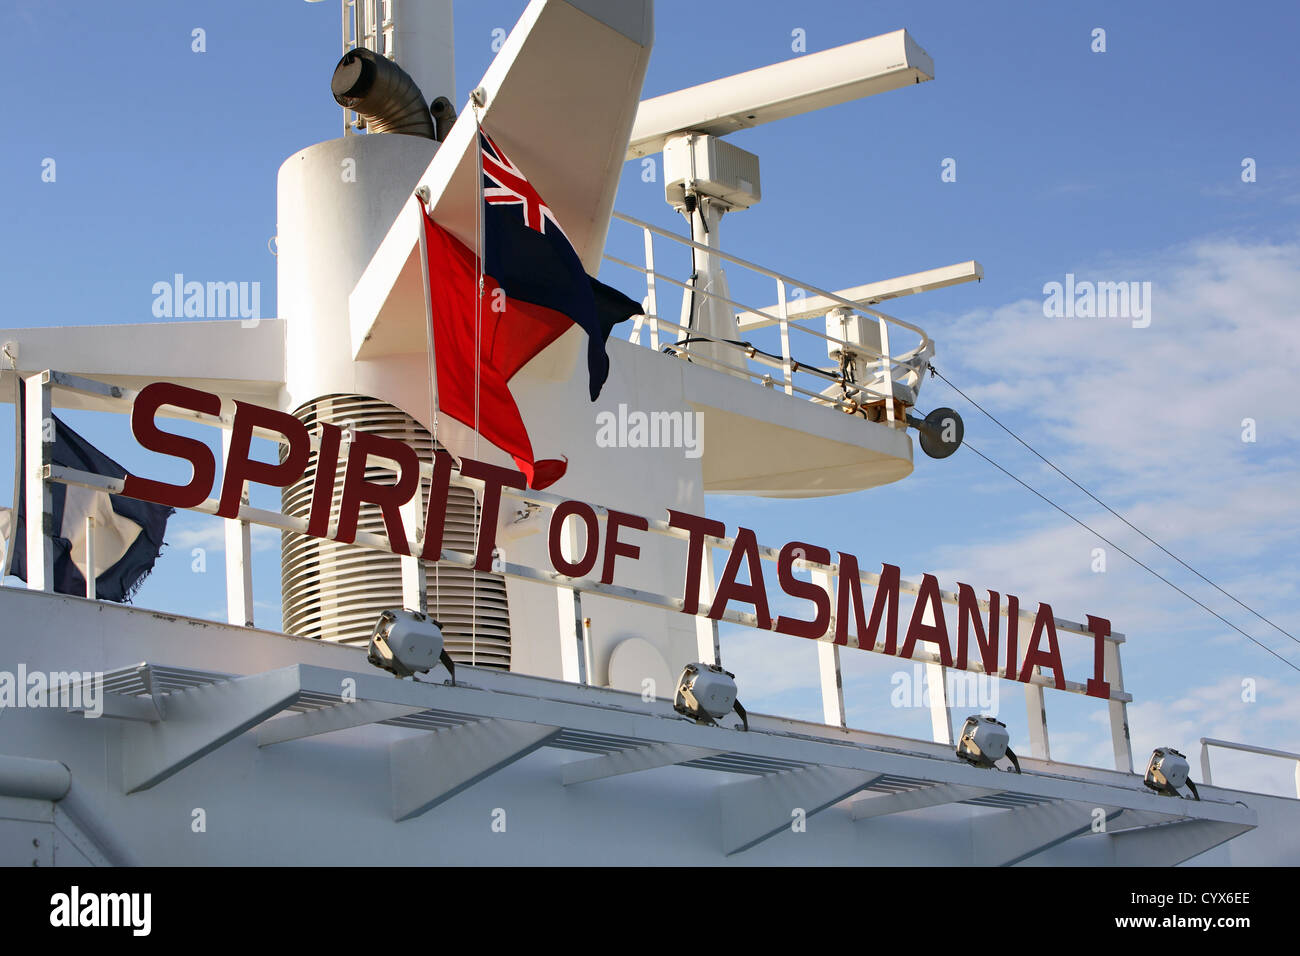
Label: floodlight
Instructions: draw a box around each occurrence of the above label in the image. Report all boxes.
[907,407,964,460]
[367,609,456,683]
[956,715,1021,773]
[674,662,748,731]
[1144,747,1200,800]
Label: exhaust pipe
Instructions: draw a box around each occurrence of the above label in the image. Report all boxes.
[331,47,437,139]
[430,96,457,142]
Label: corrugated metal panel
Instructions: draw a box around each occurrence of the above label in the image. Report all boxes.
[280,394,512,669]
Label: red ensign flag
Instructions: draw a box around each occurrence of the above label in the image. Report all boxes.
[421,210,569,489]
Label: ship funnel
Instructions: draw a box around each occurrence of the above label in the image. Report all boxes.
[331,47,437,139]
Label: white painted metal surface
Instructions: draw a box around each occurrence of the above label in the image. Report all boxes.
[0,587,1294,865]
[736,261,985,330]
[1200,738,1300,798]
[23,372,51,593]
[406,0,653,275]
[627,30,934,159]
[221,428,254,627]
[1025,665,1052,760]
[606,212,933,424]
[0,1,1293,870]
[82,517,95,600]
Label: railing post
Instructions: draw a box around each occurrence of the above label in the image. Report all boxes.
[926,663,954,745]
[399,491,428,615]
[1198,738,1300,796]
[644,227,660,351]
[1105,640,1134,773]
[876,315,895,426]
[1024,664,1051,760]
[573,593,590,686]
[23,371,53,592]
[84,516,96,599]
[813,567,845,728]
[777,279,793,396]
[220,427,255,627]
[554,511,591,684]
[695,543,720,665]
[920,599,953,745]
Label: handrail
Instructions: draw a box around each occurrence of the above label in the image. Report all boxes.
[4,369,1142,775]
[605,252,897,362]
[605,212,934,415]
[607,253,933,391]
[44,460,1127,665]
[611,210,932,348]
[1200,737,1300,798]
[23,370,1127,644]
[611,311,896,411]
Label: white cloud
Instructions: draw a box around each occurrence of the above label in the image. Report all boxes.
[943,236,1300,487]
[167,518,280,553]
[923,233,1300,776]
[1121,675,1300,798]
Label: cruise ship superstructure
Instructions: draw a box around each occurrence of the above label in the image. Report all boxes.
[0,0,1296,867]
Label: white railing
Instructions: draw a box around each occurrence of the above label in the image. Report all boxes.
[604,211,935,425]
[1200,738,1300,799]
[6,369,1136,772]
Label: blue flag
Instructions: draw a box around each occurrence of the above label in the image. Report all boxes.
[479,130,642,401]
[4,407,173,602]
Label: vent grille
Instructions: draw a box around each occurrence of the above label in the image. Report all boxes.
[280,394,511,669]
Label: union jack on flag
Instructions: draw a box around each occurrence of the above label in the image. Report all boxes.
[480,131,569,240]
[417,125,643,488]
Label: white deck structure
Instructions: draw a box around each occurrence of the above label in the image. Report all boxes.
[1,0,1297,866]
[3,588,1295,867]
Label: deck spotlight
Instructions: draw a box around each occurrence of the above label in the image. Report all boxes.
[1144,747,1199,800]
[674,663,748,731]
[956,715,1021,773]
[367,609,456,684]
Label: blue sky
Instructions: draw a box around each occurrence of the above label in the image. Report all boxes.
[2,1,1298,795]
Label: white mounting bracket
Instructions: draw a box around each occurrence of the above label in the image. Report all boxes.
[719,766,881,855]
[391,717,561,821]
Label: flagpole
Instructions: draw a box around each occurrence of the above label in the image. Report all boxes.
[416,188,440,452]
[416,188,439,614]
[470,99,486,668]
[3,350,20,580]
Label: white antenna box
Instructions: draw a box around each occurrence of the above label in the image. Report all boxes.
[663,134,762,210]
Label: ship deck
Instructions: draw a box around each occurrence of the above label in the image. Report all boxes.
[2,587,1296,866]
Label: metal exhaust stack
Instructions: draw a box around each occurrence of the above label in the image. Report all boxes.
[331,47,437,139]
[430,95,457,142]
